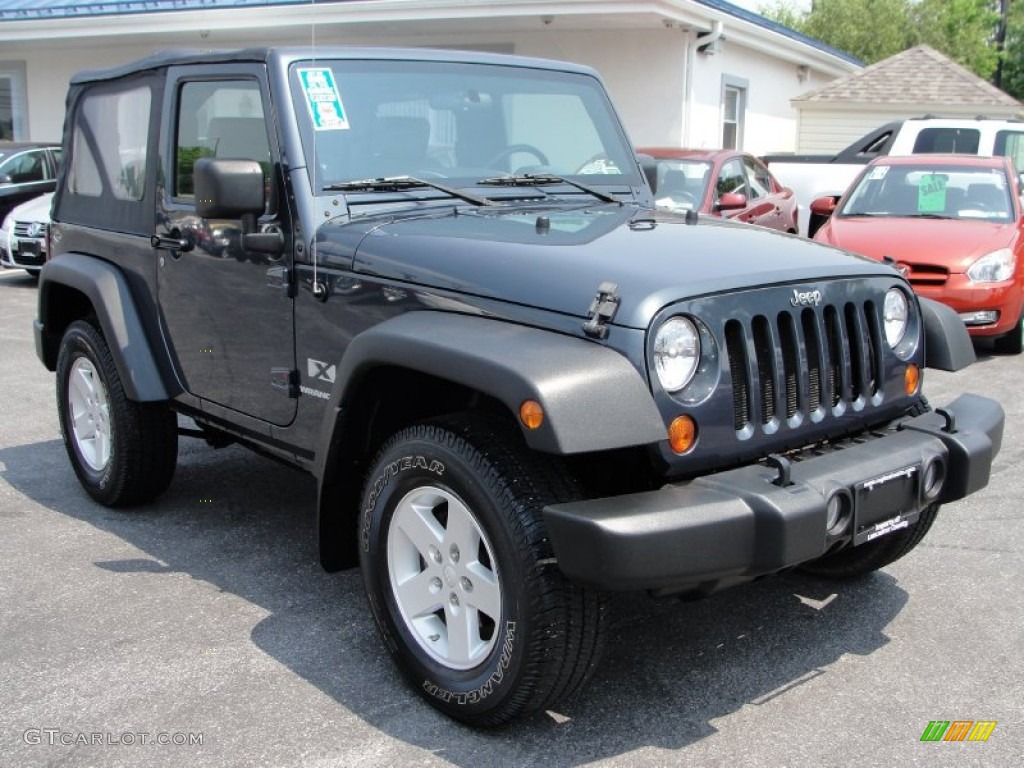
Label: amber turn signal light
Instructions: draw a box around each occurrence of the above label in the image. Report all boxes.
[668,415,697,454]
[904,363,920,395]
[519,400,544,430]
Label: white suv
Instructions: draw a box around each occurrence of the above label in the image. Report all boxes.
[1,191,53,277]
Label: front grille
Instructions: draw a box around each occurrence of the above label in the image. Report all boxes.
[13,222,38,238]
[905,263,948,286]
[725,301,883,430]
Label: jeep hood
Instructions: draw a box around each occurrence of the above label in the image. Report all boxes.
[334,203,895,329]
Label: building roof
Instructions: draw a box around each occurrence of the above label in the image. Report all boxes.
[693,0,861,66]
[0,0,860,66]
[795,44,1021,107]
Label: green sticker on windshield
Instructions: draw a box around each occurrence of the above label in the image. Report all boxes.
[917,174,946,212]
[298,68,350,131]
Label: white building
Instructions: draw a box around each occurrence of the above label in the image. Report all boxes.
[0,0,861,154]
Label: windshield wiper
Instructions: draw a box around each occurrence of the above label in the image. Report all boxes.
[325,176,494,207]
[477,174,621,205]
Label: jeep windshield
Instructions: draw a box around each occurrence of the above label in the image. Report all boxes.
[290,58,640,197]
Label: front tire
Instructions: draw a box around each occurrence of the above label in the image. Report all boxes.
[359,416,607,726]
[56,320,178,507]
[799,504,939,579]
[993,313,1023,354]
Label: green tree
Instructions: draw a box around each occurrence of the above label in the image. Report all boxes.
[913,0,1000,79]
[1001,0,1024,99]
[761,0,1002,81]
[760,0,914,63]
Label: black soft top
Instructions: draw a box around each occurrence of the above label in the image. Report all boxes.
[70,46,600,84]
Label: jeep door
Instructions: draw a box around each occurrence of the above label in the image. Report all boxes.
[156,66,296,427]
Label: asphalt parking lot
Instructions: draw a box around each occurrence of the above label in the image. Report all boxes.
[1,267,1021,767]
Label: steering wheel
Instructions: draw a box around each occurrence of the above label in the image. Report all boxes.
[487,144,549,169]
[659,191,698,209]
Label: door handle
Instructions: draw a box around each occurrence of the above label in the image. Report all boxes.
[151,231,194,254]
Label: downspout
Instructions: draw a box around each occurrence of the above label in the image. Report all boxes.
[697,20,724,54]
[682,30,694,146]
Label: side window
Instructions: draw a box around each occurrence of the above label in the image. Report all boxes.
[175,80,269,199]
[1,150,45,183]
[744,156,772,199]
[995,131,1024,170]
[912,128,980,154]
[68,85,150,200]
[716,159,746,199]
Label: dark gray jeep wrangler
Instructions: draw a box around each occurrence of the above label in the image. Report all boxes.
[36,47,1003,726]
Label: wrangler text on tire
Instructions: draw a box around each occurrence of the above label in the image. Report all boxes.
[358,415,607,726]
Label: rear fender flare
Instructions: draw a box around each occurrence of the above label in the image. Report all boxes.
[37,254,169,402]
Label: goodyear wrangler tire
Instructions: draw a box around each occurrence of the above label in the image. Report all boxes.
[359,415,607,726]
[56,320,178,507]
[799,504,940,579]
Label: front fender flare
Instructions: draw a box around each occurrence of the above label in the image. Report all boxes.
[919,297,976,372]
[36,254,170,402]
[312,311,666,571]
[323,311,666,460]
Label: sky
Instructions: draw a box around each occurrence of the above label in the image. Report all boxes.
[729,0,812,14]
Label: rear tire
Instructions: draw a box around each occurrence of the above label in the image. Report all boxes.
[799,504,939,579]
[359,415,607,726]
[56,320,178,507]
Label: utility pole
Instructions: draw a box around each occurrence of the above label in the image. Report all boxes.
[995,0,1010,89]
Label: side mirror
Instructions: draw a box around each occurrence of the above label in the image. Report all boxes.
[810,196,839,216]
[0,173,12,185]
[194,158,265,220]
[716,192,747,211]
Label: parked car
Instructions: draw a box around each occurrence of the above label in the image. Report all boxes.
[812,154,1024,353]
[1,191,53,277]
[0,142,61,223]
[638,147,798,233]
[763,116,1024,237]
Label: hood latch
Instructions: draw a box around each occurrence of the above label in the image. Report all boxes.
[583,281,620,340]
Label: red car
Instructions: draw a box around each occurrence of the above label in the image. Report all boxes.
[638,148,798,233]
[812,154,1024,353]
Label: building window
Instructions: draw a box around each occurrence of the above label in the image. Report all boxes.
[0,62,27,140]
[722,84,745,150]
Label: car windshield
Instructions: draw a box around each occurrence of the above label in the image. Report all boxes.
[652,159,711,210]
[839,164,1015,222]
[290,59,639,193]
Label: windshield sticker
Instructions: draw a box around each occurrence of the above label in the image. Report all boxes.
[867,166,889,181]
[917,173,947,212]
[298,68,350,131]
[578,157,621,175]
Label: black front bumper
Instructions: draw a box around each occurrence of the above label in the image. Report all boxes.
[544,394,1003,594]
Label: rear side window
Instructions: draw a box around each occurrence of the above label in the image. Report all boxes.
[68,85,150,201]
[995,130,1024,169]
[912,128,980,154]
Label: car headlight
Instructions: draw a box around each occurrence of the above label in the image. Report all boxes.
[1,213,11,232]
[653,316,700,392]
[966,248,1015,283]
[883,288,909,348]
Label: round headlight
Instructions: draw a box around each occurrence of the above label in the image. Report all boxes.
[883,288,909,348]
[654,317,700,392]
